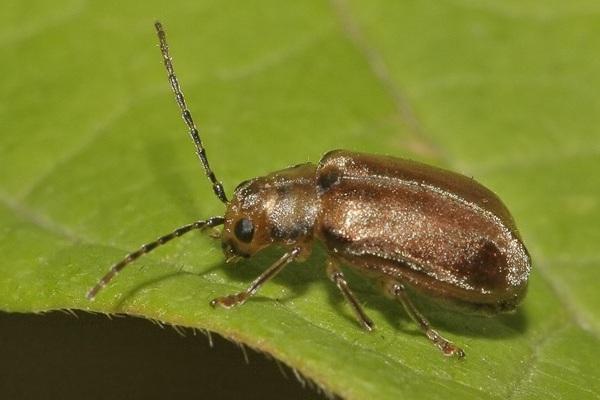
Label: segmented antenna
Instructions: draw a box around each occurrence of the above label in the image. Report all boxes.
[86,217,225,300]
[155,21,228,203]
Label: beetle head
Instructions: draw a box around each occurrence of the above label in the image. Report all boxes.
[220,178,274,262]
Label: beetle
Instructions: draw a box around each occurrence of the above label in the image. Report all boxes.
[87,21,531,358]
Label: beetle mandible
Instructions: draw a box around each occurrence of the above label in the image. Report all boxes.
[87,21,531,358]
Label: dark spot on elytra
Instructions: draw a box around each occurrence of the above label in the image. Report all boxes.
[466,240,508,290]
[317,169,340,193]
[276,183,291,196]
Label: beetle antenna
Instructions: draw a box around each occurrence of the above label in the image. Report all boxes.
[86,216,225,300]
[154,21,228,204]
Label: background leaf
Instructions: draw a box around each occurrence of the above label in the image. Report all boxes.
[1,1,599,399]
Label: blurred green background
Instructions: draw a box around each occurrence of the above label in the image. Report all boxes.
[1,1,599,399]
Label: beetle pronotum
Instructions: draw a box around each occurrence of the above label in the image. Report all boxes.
[87,21,531,358]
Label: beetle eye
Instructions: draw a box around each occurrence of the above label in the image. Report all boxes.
[234,218,254,243]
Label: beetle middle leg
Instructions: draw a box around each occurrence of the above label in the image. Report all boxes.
[326,258,375,331]
[210,247,301,309]
[383,280,465,358]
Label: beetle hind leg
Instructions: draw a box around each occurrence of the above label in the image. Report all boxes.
[384,281,465,358]
[326,258,375,332]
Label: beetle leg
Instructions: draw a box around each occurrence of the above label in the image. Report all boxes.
[326,259,375,332]
[210,247,301,309]
[385,281,465,358]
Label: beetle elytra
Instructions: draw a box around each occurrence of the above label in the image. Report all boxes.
[87,22,531,358]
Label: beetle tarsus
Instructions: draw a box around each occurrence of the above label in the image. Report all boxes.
[361,318,375,332]
[427,329,465,358]
[443,342,465,358]
[210,293,246,309]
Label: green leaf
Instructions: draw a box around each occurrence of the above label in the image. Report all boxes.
[2,1,599,399]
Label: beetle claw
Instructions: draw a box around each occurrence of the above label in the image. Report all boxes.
[362,318,375,332]
[210,294,246,309]
[440,341,465,358]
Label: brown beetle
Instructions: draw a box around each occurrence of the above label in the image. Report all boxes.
[87,22,531,358]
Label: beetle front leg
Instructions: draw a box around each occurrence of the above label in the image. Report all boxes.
[384,280,465,358]
[210,247,301,309]
[326,259,375,331]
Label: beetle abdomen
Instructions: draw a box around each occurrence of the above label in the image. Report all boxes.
[315,150,530,312]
